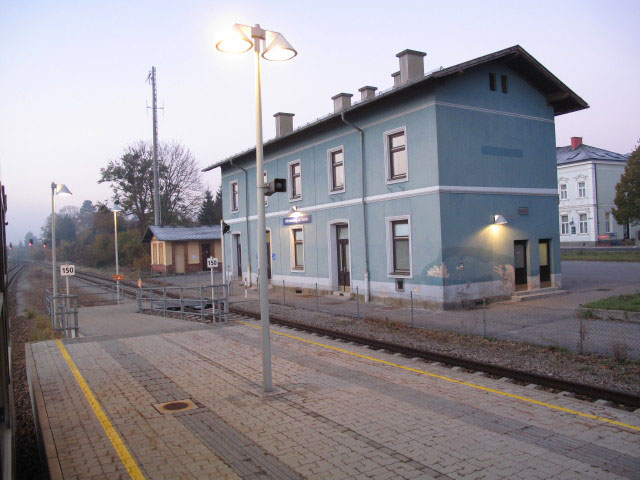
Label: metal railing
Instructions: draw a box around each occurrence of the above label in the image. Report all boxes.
[45,292,79,338]
[136,283,230,323]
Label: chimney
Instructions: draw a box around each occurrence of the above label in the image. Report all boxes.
[358,86,377,101]
[274,112,294,137]
[332,93,353,113]
[570,137,583,150]
[396,49,427,85]
[391,71,401,87]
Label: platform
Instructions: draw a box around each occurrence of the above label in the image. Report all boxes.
[27,302,640,479]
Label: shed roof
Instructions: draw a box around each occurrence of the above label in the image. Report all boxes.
[556,144,629,166]
[204,45,588,173]
[142,225,221,243]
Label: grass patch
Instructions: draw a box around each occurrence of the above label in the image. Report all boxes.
[26,309,62,342]
[561,250,640,262]
[584,293,640,312]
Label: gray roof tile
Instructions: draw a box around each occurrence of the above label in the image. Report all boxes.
[143,225,221,242]
[556,144,629,166]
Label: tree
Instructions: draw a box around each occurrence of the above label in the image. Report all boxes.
[197,187,222,225]
[612,141,640,230]
[99,140,203,234]
[78,200,96,232]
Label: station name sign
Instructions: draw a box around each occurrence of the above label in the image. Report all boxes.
[283,214,311,225]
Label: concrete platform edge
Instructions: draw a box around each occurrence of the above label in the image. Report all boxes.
[26,342,62,480]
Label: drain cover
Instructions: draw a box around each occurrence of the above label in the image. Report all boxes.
[154,399,197,414]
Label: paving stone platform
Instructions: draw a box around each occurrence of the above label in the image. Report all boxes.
[27,302,640,479]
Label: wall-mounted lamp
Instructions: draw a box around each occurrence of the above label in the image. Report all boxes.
[493,214,508,225]
[287,206,303,217]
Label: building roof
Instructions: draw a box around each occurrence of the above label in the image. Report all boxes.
[556,144,629,166]
[142,225,221,243]
[204,45,588,173]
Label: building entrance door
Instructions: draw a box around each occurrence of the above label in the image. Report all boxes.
[538,239,551,287]
[336,224,350,291]
[265,231,272,280]
[514,240,527,291]
[232,234,242,278]
[174,244,185,274]
[201,243,210,271]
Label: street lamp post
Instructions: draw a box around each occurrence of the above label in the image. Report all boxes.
[112,203,122,303]
[216,23,297,392]
[50,182,72,327]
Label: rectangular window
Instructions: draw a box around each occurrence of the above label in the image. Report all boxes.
[605,212,611,233]
[289,161,301,200]
[501,75,508,93]
[391,220,410,274]
[560,184,567,200]
[330,149,344,192]
[292,228,304,269]
[578,181,586,198]
[489,73,496,91]
[152,243,158,264]
[579,213,588,234]
[561,215,569,235]
[230,181,239,212]
[387,130,407,181]
[158,243,164,264]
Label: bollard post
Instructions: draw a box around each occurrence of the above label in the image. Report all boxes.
[316,283,319,310]
[200,285,204,323]
[483,297,487,337]
[214,284,218,322]
[356,286,360,319]
[180,287,184,321]
[283,279,286,305]
[137,288,141,313]
[163,286,167,318]
[411,291,414,327]
[578,304,584,355]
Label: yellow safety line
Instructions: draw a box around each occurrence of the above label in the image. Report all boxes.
[236,321,640,433]
[55,340,146,480]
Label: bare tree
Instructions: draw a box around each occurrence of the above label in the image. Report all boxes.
[99,140,203,234]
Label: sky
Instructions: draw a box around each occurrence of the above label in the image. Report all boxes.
[1,0,639,245]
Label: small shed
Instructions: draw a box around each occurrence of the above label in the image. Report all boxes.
[142,225,221,274]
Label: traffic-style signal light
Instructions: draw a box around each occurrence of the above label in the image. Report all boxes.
[221,221,230,234]
[29,238,33,247]
[8,242,12,250]
[265,178,286,196]
[42,242,47,248]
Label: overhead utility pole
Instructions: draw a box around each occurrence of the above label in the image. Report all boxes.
[147,66,162,226]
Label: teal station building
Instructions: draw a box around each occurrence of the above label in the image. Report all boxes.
[204,45,588,309]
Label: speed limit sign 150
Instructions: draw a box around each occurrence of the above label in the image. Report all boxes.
[60,264,75,277]
[207,257,218,269]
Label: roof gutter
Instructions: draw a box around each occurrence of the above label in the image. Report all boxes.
[229,158,251,286]
[341,112,370,302]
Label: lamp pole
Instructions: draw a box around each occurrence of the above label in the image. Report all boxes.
[113,208,120,304]
[51,183,57,326]
[216,23,297,393]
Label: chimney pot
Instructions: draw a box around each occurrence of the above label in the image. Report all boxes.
[331,93,353,113]
[274,112,294,138]
[570,137,583,150]
[391,71,401,87]
[358,86,378,101]
[396,49,427,85]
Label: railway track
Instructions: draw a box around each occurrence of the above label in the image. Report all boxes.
[28,261,640,408]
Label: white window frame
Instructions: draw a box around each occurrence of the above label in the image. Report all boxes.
[385,215,412,278]
[604,212,611,233]
[559,184,567,200]
[289,226,305,272]
[577,181,586,198]
[560,215,569,235]
[383,126,409,185]
[288,160,302,202]
[327,146,345,194]
[579,213,588,234]
[229,180,239,213]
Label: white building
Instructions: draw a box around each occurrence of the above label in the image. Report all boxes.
[557,137,637,246]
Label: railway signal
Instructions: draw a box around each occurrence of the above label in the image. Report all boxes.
[28,238,33,247]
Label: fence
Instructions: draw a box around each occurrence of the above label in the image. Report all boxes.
[44,289,79,338]
[136,283,230,323]
[231,279,640,361]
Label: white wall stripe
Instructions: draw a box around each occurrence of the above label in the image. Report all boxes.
[223,185,558,224]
